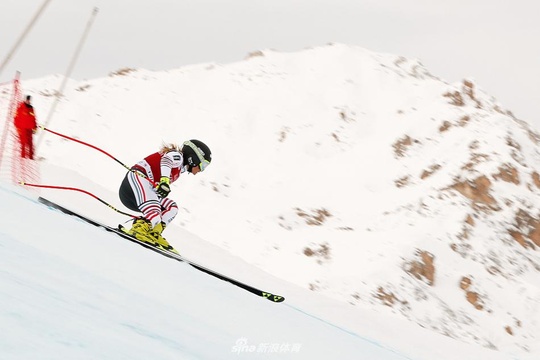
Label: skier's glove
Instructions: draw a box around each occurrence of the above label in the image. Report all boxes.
[156,177,171,198]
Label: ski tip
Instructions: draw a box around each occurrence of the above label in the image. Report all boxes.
[262,292,285,303]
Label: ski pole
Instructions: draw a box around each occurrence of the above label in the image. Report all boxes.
[21,181,137,218]
[39,126,157,186]
[40,125,131,171]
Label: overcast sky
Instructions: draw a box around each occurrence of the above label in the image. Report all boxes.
[1,0,539,129]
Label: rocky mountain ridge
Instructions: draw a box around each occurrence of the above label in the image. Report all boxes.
[3,43,539,355]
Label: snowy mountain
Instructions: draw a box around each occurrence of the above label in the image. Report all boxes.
[2,43,539,358]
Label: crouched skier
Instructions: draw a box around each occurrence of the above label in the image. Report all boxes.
[118,140,212,253]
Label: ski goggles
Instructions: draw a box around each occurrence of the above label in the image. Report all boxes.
[183,140,210,172]
[199,158,210,172]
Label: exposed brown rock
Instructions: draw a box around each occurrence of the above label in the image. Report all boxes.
[458,226,470,241]
[303,243,331,264]
[443,91,464,106]
[462,80,482,109]
[296,208,332,226]
[404,250,435,286]
[458,115,470,126]
[420,164,441,180]
[531,221,540,247]
[393,135,413,157]
[469,140,480,151]
[395,176,410,188]
[278,127,290,142]
[506,136,522,151]
[460,276,472,290]
[460,276,484,310]
[493,105,508,115]
[109,67,136,77]
[528,128,540,145]
[493,164,520,185]
[439,121,452,132]
[506,136,528,166]
[486,266,501,276]
[75,84,91,92]
[453,215,474,240]
[509,230,530,249]
[505,326,514,335]
[461,153,490,172]
[466,291,484,310]
[532,172,540,189]
[451,175,498,209]
[375,287,397,307]
[511,210,540,247]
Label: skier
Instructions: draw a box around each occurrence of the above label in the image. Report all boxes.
[118,140,211,253]
[14,95,38,159]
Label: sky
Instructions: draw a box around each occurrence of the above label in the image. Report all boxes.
[0,0,539,129]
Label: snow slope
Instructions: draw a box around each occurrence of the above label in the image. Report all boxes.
[1,43,539,358]
[0,183,391,359]
[0,170,521,360]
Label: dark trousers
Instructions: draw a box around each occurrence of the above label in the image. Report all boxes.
[119,172,140,211]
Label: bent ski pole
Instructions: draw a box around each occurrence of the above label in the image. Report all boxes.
[39,126,157,186]
[21,181,137,218]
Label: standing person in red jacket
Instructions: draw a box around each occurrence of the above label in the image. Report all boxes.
[118,139,212,253]
[14,95,38,159]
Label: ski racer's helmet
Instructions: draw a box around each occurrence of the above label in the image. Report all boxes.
[182,139,212,172]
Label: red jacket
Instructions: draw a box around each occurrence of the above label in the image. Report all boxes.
[133,151,182,184]
[14,102,37,130]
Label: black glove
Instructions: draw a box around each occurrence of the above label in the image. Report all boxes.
[155,177,171,198]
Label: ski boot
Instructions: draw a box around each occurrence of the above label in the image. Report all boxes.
[150,222,178,254]
[126,218,160,247]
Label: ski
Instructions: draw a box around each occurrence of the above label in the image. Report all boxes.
[37,197,285,303]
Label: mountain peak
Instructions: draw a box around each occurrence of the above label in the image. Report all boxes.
[6,43,539,356]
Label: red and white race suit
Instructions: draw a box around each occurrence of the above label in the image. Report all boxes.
[119,150,185,227]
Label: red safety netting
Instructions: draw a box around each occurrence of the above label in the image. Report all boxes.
[0,72,40,188]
